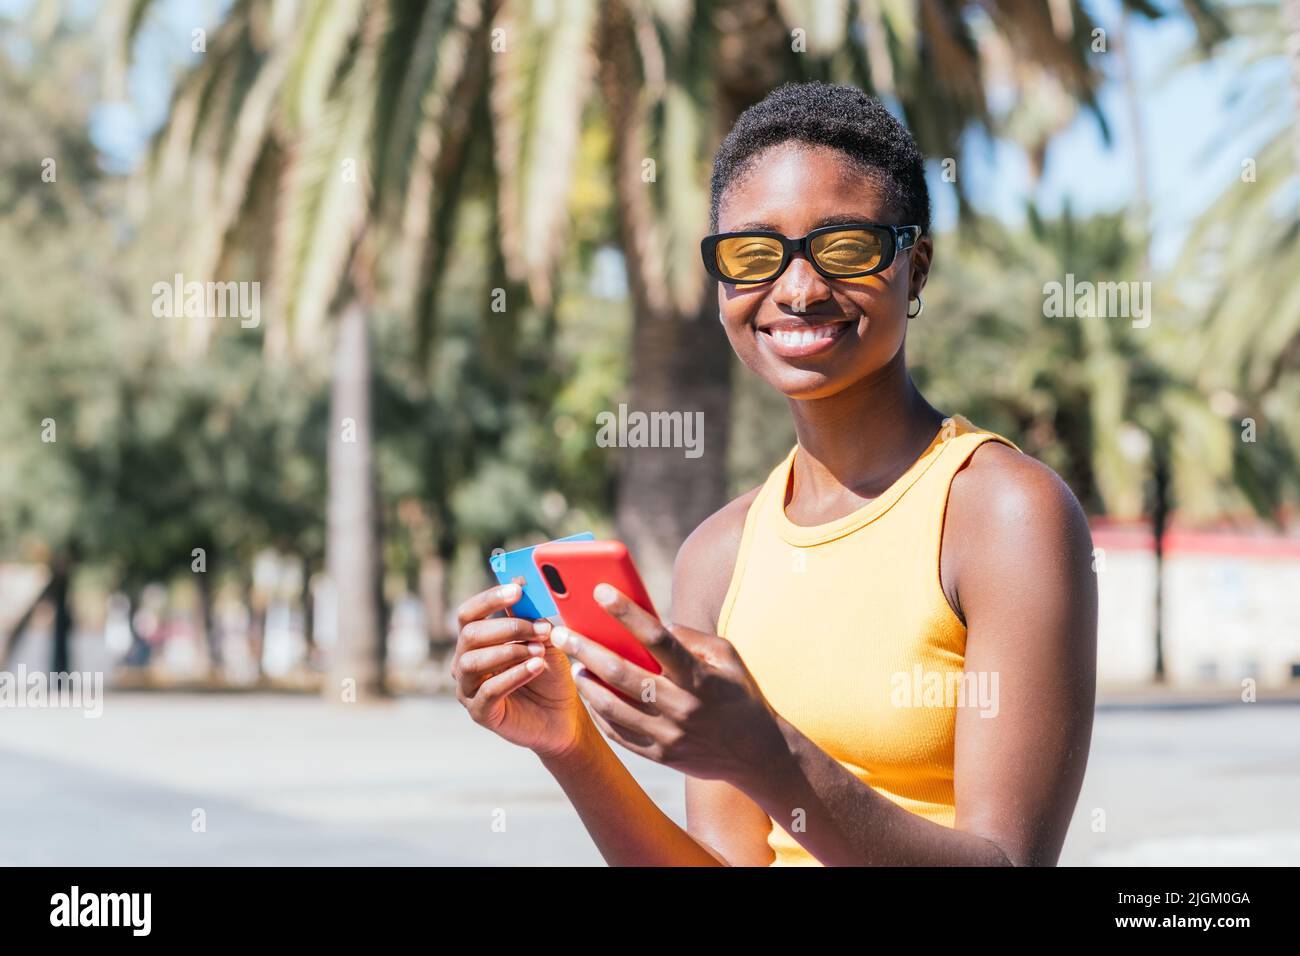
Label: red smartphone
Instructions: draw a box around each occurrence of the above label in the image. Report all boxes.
[531,540,663,676]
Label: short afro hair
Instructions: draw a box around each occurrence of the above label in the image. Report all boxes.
[709,82,931,235]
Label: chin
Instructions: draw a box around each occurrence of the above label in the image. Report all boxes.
[767,368,853,401]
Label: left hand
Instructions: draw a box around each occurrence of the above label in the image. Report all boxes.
[549,583,789,787]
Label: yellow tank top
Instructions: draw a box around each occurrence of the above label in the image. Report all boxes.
[716,415,1017,866]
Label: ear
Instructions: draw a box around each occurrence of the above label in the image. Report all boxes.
[909,234,934,299]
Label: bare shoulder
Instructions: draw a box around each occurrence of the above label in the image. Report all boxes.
[670,484,764,632]
[943,440,1095,622]
[678,484,762,567]
[949,441,1091,543]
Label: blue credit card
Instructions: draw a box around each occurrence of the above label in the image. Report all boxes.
[489,532,594,620]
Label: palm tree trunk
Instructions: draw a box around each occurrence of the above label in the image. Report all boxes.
[597,0,737,609]
[1151,442,1171,683]
[300,555,316,658]
[49,561,73,674]
[614,306,734,609]
[197,563,220,675]
[1,573,54,668]
[326,298,386,701]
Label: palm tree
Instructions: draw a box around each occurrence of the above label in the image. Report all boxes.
[1200,16,1300,387]
[123,0,1232,654]
[529,0,1226,602]
[1172,0,1300,510]
[917,204,1245,680]
[121,0,496,699]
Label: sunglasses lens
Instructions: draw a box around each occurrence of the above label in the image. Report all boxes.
[810,228,883,276]
[714,235,784,281]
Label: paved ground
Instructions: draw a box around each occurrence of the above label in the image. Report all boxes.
[1,690,1297,866]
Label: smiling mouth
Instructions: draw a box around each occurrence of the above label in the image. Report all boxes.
[756,320,854,357]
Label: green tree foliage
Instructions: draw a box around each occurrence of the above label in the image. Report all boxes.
[9,0,1296,687]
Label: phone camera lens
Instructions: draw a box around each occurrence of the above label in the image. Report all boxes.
[540,564,567,596]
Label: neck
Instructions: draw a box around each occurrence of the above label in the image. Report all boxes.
[786,347,945,499]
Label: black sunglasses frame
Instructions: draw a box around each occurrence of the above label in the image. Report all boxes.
[700,222,922,284]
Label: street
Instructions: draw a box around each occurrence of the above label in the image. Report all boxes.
[1,691,1296,865]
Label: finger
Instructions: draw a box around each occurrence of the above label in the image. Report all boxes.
[571,661,662,724]
[550,624,663,702]
[457,582,525,629]
[591,584,697,687]
[500,575,528,617]
[457,642,547,698]
[470,657,547,713]
[460,615,551,652]
[586,697,658,755]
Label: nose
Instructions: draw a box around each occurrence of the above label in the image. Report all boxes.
[771,254,832,313]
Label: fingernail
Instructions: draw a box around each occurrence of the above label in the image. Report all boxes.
[527,642,546,657]
[525,658,544,673]
[594,583,616,605]
[551,626,569,649]
[497,584,519,600]
[532,620,551,635]
[570,661,583,681]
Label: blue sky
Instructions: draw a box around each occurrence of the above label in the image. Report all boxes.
[3,0,1289,272]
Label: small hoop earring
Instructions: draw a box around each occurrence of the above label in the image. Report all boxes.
[907,295,924,319]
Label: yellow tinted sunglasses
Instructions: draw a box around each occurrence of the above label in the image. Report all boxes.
[701,222,921,284]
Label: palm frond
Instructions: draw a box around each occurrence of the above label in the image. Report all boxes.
[280,0,366,134]
[267,3,382,355]
[371,0,458,220]
[401,0,498,365]
[489,0,599,310]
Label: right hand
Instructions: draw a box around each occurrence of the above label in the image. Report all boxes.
[452,581,590,759]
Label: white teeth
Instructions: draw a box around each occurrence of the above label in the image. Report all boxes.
[769,325,839,347]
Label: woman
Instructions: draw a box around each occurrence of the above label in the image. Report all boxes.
[452,82,1097,866]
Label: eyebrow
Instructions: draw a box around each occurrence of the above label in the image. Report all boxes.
[811,214,879,229]
[727,214,885,233]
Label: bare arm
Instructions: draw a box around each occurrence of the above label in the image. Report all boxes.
[948,445,1097,863]
[539,718,723,866]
